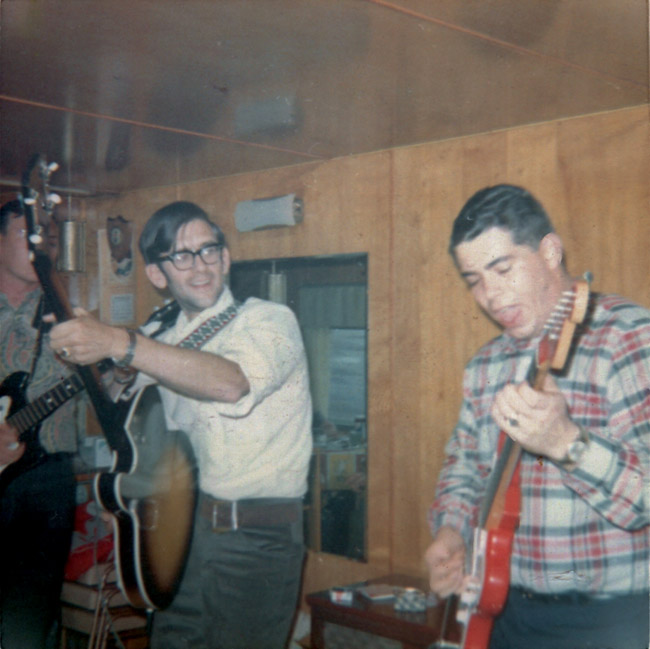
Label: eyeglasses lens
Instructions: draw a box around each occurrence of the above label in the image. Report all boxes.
[170,244,221,270]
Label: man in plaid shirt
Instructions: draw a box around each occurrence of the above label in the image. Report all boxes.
[425,185,649,649]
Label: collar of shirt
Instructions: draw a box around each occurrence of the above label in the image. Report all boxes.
[171,286,235,340]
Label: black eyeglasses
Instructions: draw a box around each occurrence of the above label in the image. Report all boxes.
[158,243,223,270]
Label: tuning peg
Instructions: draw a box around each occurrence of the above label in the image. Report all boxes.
[47,193,62,205]
[47,162,60,173]
[29,233,43,245]
[23,197,36,206]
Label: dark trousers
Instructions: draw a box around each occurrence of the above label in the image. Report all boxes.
[0,453,76,649]
[490,587,650,649]
[151,495,305,649]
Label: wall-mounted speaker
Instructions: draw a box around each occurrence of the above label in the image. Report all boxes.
[234,194,303,232]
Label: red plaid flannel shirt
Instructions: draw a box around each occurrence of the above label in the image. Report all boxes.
[429,294,650,596]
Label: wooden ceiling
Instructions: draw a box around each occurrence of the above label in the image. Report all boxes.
[1,0,648,196]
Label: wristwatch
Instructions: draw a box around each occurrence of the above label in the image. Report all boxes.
[562,427,590,465]
[113,328,138,368]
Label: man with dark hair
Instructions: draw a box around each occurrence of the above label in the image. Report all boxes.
[448,184,555,252]
[425,184,649,648]
[49,200,312,649]
[0,199,79,649]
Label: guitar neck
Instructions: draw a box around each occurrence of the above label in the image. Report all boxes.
[20,154,134,469]
[480,347,553,530]
[32,258,131,464]
[455,281,591,649]
[480,281,589,531]
[9,373,85,435]
[30,250,125,441]
[479,437,519,529]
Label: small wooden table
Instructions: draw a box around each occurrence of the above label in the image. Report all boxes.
[306,574,461,649]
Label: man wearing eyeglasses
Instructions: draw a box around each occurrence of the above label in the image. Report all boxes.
[0,200,79,649]
[49,201,313,649]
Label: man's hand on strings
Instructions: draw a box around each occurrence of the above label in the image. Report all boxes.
[425,526,467,598]
[491,375,581,462]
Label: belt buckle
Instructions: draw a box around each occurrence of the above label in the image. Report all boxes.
[211,500,238,533]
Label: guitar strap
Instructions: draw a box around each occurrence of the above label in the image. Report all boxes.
[144,300,240,350]
[143,300,181,340]
[177,303,239,350]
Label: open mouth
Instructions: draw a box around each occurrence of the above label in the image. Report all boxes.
[493,305,522,329]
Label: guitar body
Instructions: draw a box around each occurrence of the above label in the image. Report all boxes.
[458,461,521,649]
[460,527,514,649]
[479,528,515,616]
[0,371,48,495]
[461,597,495,649]
[94,384,198,609]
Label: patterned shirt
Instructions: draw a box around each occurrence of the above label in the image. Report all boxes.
[429,293,650,597]
[0,289,80,453]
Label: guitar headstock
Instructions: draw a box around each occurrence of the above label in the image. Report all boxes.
[538,276,591,375]
[20,154,61,258]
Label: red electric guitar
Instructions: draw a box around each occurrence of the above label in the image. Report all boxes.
[436,276,591,649]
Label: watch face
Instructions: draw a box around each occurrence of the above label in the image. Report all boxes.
[567,440,587,463]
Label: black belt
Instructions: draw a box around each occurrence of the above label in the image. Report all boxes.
[199,495,302,533]
[511,587,601,606]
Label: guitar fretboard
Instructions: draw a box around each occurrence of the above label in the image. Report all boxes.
[9,373,85,435]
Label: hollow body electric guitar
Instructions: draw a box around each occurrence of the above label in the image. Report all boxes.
[436,277,591,649]
[19,154,198,610]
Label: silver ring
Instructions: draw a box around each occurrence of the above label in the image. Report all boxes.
[60,347,70,358]
[508,417,519,427]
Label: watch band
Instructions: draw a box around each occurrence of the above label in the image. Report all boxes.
[113,328,138,368]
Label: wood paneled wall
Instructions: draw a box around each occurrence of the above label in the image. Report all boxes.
[85,105,649,597]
